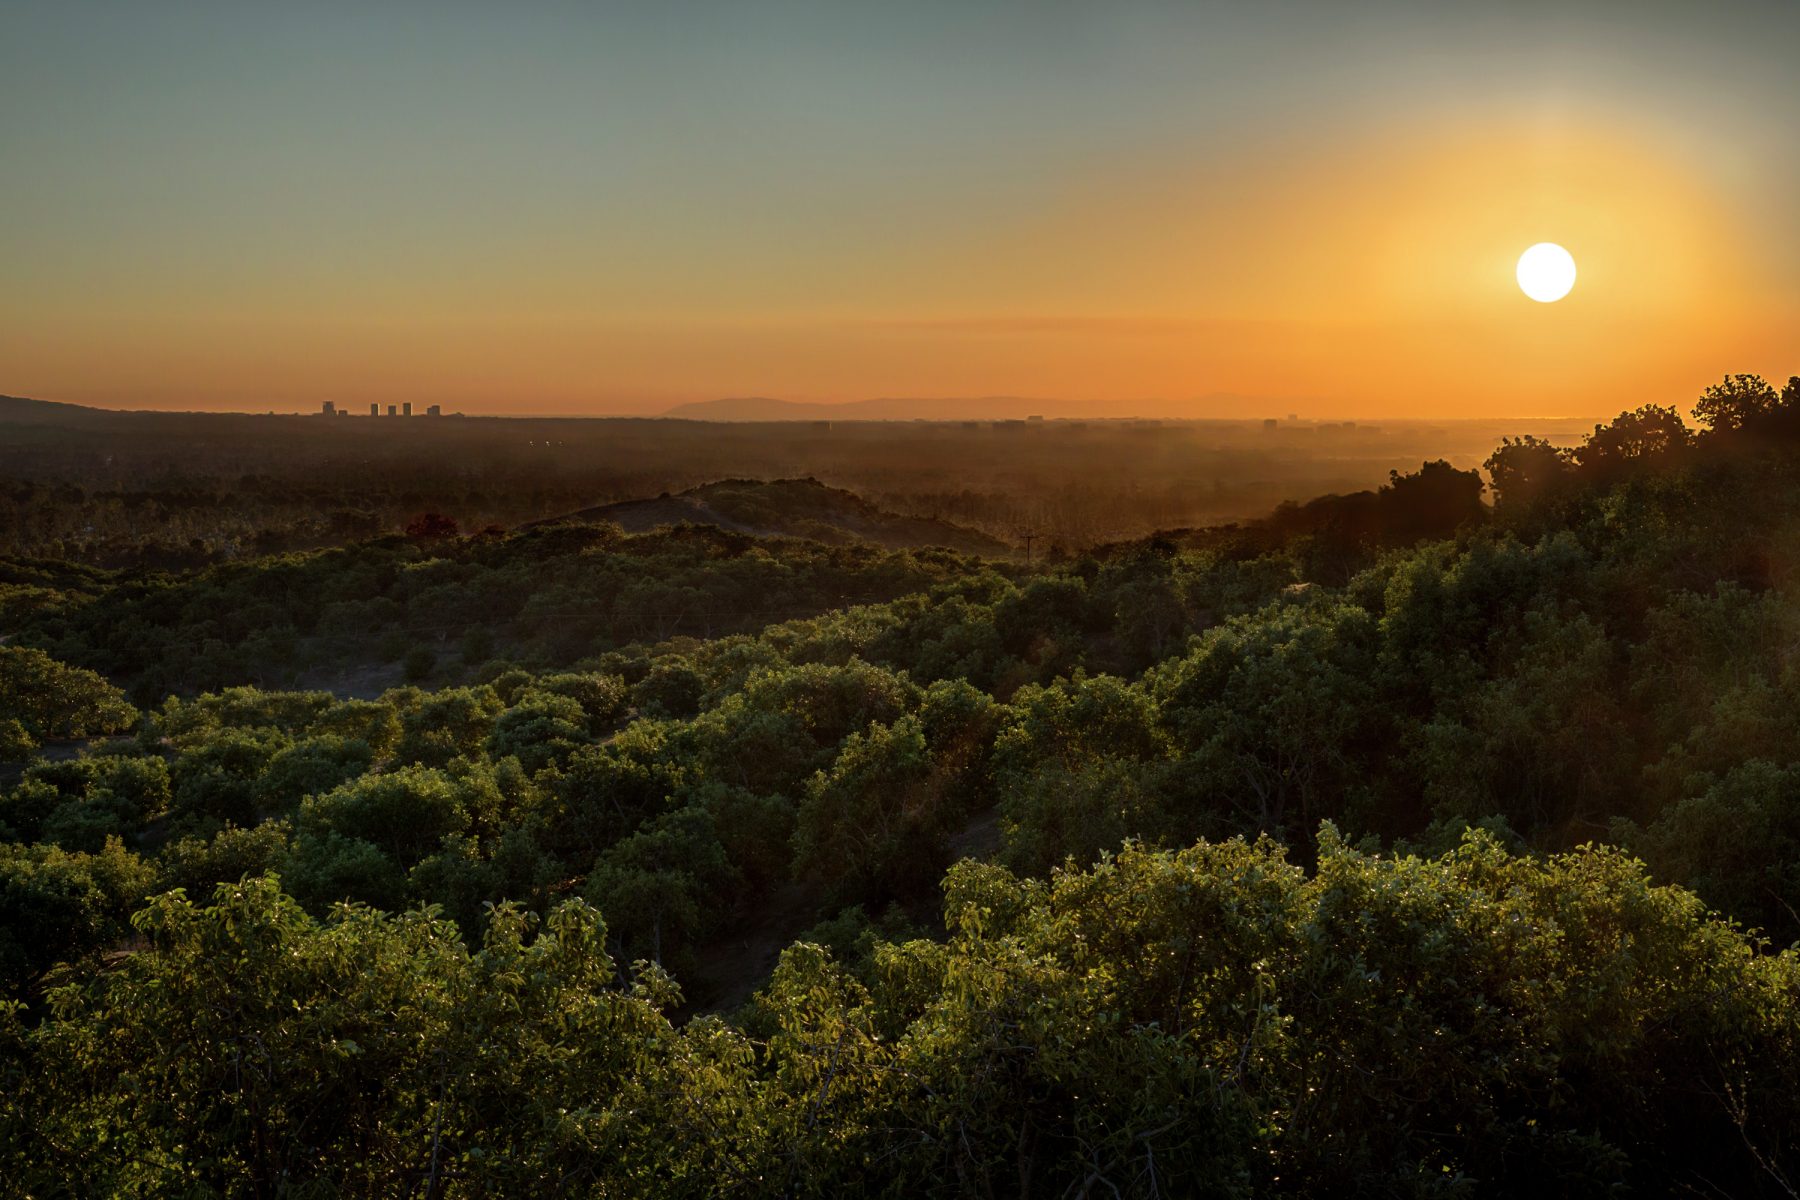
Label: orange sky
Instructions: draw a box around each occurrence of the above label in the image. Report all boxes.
[3,4,1796,418]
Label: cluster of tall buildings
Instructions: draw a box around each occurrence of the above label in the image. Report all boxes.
[318,401,443,417]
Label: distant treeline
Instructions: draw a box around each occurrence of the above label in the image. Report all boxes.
[0,395,1587,563]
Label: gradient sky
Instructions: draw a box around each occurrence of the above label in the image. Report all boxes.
[3,0,1798,417]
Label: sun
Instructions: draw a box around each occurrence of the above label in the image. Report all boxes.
[1517,242,1576,303]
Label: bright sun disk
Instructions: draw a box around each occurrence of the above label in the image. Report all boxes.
[1517,242,1576,303]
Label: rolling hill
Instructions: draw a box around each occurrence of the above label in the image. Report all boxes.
[533,477,1012,555]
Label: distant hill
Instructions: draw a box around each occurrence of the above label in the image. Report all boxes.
[534,477,1011,556]
[661,396,1065,421]
[0,394,120,426]
[660,395,1288,421]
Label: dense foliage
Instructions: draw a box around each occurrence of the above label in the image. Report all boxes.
[3,525,983,701]
[6,373,1800,1193]
[8,838,1795,1197]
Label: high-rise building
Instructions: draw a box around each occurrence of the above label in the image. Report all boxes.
[370,403,379,417]
[426,404,442,416]
[387,404,398,416]
[402,402,413,417]
[321,400,336,416]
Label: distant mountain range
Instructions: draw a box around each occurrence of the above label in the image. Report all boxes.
[659,395,1284,421]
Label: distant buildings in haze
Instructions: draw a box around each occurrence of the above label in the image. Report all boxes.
[322,401,456,418]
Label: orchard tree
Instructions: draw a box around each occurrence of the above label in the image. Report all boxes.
[0,646,135,757]
[12,880,682,1195]
[794,715,947,899]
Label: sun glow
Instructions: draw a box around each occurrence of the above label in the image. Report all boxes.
[1517,242,1577,303]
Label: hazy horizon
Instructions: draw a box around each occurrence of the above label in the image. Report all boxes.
[5,387,1614,425]
[5,1,1798,419]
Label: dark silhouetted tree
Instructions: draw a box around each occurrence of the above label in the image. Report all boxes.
[1693,373,1780,435]
[1572,404,1693,478]
[403,511,459,540]
[1483,436,1575,509]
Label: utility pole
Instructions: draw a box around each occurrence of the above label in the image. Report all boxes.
[1019,530,1040,566]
